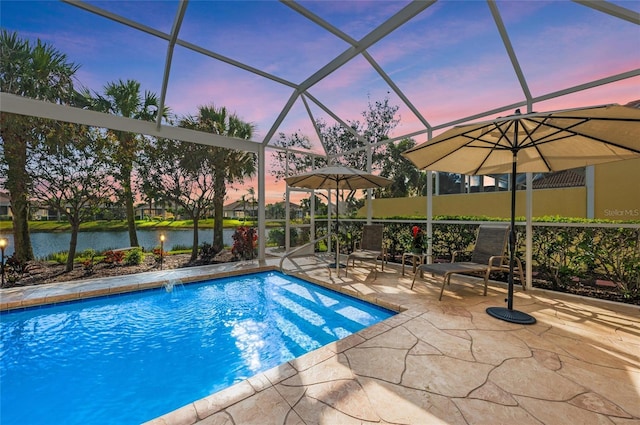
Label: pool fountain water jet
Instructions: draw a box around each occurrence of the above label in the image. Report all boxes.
[163,279,184,293]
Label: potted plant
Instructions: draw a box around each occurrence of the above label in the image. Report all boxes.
[412,225,425,254]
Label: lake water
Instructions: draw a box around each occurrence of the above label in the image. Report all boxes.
[1,229,239,259]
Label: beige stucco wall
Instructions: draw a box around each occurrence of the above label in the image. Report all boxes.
[593,158,640,220]
[363,188,586,219]
[360,158,640,220]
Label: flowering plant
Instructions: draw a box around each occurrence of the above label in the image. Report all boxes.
[103,250,124,265]
[232,226,258,260]
[412,225,424,253]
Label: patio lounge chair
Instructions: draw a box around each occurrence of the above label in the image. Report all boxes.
[411,224,525,300]
[345,224,385,279]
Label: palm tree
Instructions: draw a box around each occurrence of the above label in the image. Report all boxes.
[179,105,256,253]
[84,79,168,247]
[0,30,79,261]
[247,187,257,220]
[240,194,247,223]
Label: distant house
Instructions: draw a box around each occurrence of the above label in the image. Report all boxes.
[287,202,304,219]
[265,201,303,220]
[134,202,182,220]
[532,169,585,189]
[31,204,58,221]
[1,193,127,221]
[136,203,166,220]
[625,99,640,109]
[223,200,257,219]
[0,192,11,218]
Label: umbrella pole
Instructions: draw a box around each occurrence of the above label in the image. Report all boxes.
[507,155,517,310]
[336,189,340,273]
[486,148,536,325]
[330,188,343,274]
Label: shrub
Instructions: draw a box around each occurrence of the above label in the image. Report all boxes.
[170,244,191,252]
[103,250,125,265]
[124,247,144,266]
[199,242,217,261]
[529,225,640,298]
[268,228,299,248]
[82,258,95,275]
[297,227,310,245]
[268,228,285,247]
[47,251,68,265]
[152,247,166,265]
[232,226,257,260]
[76,249,96,261]
[2,254,30,287]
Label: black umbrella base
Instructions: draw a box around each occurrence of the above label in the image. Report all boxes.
[486,307,536,325]
[329,263,346,269]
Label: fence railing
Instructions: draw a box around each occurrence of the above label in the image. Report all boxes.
[296,218,639,301]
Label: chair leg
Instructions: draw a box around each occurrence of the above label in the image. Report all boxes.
[514,258,526,291]
[343,259,350,277]
[439,275,448,300]
[483,269,490,296]
[345,258,355,277]
[411,272,418,290]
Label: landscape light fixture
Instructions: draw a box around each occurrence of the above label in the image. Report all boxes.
[0,238,7,287]
[159,235,165,270]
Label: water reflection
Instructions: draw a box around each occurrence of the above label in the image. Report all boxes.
[0,229,235,259]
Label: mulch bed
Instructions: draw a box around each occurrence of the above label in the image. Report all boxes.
[3,251,235,288]
[531,280,639,306]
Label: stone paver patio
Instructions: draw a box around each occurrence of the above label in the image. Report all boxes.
[1,255,638,425]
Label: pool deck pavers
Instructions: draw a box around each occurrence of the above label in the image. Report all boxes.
[1,255,638,425]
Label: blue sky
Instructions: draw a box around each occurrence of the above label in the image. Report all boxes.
[2,0,639,202]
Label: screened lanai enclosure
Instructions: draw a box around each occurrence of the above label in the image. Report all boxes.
[1,1,639,271]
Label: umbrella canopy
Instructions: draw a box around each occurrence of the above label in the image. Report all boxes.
[402,104,640,324]
[402,104,640,174]
[285,166,392,273]
[284,165,393,191]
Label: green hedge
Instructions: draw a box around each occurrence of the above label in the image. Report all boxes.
[312,216,640,301]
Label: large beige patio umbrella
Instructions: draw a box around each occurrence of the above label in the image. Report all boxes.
[402,104,640,324]
[284,166,392,271]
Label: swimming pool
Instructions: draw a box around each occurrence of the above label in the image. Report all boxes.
[0,271,394,424]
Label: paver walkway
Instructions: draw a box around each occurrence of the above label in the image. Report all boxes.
[2,256,638,425]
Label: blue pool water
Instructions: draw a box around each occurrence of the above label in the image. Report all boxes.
[0,271,394,424]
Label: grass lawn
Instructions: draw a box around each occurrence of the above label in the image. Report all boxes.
[0,218,272,233]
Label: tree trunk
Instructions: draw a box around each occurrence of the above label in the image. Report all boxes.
[9,191,34,262]
[212,174,226,253]
[2,118,34,262]
[66,220,80,272]
[123,172,139,247]
[191,215,200,262]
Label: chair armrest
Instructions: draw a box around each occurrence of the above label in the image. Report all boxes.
[487,255,507,267]
[452,250,471,263]
[488,255,523,269]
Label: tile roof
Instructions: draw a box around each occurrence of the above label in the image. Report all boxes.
[532,169,585,189]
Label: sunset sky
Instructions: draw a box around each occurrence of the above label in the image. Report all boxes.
[2,0,639,203]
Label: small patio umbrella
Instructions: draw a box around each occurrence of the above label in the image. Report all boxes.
[402,103,640,324]
[284,166,392,271]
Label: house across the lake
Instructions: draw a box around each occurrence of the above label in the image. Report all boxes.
[223,200,257,220]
